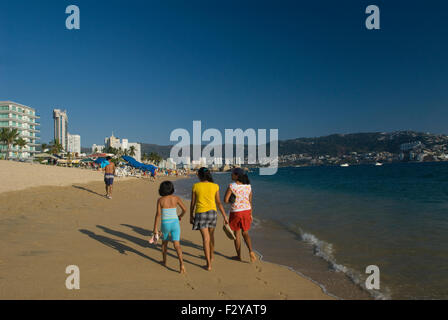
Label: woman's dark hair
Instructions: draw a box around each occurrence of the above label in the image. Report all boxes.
[232,168,250,185]
[159,181,175,196]
[197,167,214,182]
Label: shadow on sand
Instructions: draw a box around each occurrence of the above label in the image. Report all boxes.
[72,185,105,198]
[96,225,204,267]
[80,225,205,271]
[120,223,233,260]
[79,229,178,273]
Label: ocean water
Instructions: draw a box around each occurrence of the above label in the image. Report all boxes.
[173,162,448,300]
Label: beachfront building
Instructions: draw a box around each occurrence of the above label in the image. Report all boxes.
[53,109,68,150]
[159,158,177,170]
[67,133,81,154]
[91,144,105,153]
[104,133,142,161]
[0,101,41,159]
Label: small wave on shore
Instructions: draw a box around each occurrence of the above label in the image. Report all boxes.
[285,223,391,300]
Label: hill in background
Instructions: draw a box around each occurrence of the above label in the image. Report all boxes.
[81,131,448,160]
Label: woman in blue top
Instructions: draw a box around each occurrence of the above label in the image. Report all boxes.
[152,181,187,274]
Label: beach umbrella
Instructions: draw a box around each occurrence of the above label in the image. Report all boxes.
[122,155,158,174]
[94,157,110,168]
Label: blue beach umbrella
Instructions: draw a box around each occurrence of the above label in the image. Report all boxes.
[94,157,110,168]
[122,155,158,174]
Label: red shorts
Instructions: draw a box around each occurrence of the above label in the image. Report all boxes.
[229,210,252,232]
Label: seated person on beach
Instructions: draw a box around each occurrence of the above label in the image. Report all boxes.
[152,181,187,274]
[103,157,115,199]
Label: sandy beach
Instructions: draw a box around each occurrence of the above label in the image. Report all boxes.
[0,161,332,300]
[0,160,106,193]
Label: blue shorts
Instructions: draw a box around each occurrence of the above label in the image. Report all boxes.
[161,220,181,242]
[104,174,114,186]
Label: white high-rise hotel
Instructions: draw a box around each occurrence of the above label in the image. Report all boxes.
[67,133,81,154]
[0,101,41,159]
[53,109,68,150]
[53,109,81,153]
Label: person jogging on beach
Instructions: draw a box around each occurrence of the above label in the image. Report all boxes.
[103,156,115,199]
[224,168,257,263]
[152,181,187,274]
[190,167,229,271]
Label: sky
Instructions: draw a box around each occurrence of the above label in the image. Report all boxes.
[0,0,447,147]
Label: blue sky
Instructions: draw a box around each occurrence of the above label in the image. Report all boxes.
[1,0,447,146]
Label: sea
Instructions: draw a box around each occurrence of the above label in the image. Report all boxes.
[173,162,448,300]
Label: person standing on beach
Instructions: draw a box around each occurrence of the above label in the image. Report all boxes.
[224,168,257,263]
[152,181,187,274]
[190,167,229,271]
[103,156,115,199]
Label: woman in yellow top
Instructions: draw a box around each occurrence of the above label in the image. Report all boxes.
[190,167,229,271]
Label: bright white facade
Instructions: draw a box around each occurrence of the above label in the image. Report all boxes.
[91,144,105,153]
[67,133,81,154]
[0,101,40,159]
[53,109,68,150]
[104,133,141,162]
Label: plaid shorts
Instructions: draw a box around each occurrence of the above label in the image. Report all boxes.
[193,210,217,230]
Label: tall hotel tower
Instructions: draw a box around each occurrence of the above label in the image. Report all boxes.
[53,109,68,150]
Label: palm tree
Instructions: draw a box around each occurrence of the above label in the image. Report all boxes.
[41,143,48,153]
[15,137,28,159]
[107,146,119,155]
[149,152,162,165]
[49,139,63,155]
[0,128,20,160]
[129,145,136,157]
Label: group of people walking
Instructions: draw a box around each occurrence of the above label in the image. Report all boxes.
[151,167,256,273]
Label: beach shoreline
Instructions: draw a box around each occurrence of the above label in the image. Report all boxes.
[0,161,332,300]
[173,174,377,300]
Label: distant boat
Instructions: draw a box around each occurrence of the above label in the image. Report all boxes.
[375,162,383,166]
[340,163,349,167]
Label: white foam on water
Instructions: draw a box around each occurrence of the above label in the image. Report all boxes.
[293,226,391,300]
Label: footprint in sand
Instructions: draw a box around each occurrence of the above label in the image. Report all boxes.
[256,277,268,285]
[255,265,262,273]
[186,282,195,290]
[217,291,229,298]
[279,292,288,300]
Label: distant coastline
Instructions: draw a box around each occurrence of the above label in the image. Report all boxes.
[79,130,447,167]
